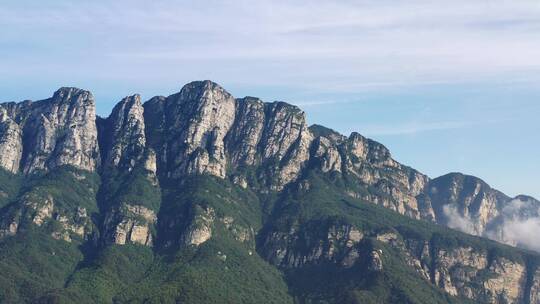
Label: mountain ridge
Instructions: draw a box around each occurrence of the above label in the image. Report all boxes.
[0,80,538,303]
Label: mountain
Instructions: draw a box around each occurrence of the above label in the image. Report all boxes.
[423,173,540,251]
[0,80,538,303]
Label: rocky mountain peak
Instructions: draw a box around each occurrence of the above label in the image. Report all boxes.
[425,172,516,242]
[513,194,538,202]
[0,87,100,174]
[239,96,264,104]
[51,87,92,103]
[100,94,146,171]
[309,124,346,143]
[267,100,303,113]
[22,87,99,174]
[143,80,236,179]
[174,80,233,108]
[116,94,142,110]
[347,131,393,165]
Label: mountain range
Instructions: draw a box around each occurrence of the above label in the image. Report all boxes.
[0,80,538,303]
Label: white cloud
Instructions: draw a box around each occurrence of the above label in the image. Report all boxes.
[1,0,540,92]
[348,117,512,136]
[442,205,479,235]
[443,197,540,253]
[493,217,540,252]
[359,121,475,136]
[485,198,540,252]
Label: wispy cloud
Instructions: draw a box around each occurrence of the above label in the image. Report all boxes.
[444,197,540,253]
[364,121,475,136]
[1,0,540,92]
[443,205,479,235]
[349,118,511,136]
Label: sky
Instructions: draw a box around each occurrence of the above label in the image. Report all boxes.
[0,0,539,198]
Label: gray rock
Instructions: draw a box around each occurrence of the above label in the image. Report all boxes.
[0,108,23,173]
[0,87,100,174]
[227,97,266,167]
[22,88,100,173]
[144,81,236,179]
[101,94,146,172]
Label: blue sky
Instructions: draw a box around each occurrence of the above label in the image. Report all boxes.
[0,0,539,198]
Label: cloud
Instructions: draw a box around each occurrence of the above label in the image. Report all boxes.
[485,198,540,252]
[492,217,540,252]
[350,117,513,136]
[360,121,475,136]
[442,205,479,235]
[443,197,540,253]
[2,0,540,92]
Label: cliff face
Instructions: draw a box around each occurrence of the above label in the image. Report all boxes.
[98,94,158,247]
[0,82,425,208]
[0,88,100,174]
[100,94,147,172]
[425,173,540,252]
[299,125,432,223]
[148,81,237,179]
[0,108,23,173]
[143,83,313,190]
[0,80,538,303]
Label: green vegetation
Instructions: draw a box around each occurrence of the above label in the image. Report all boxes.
[0,168,22,208]
[99,167,161,212]
[60,174,292,303]
[0,167,537,303]
[261,170,536,303]
[0,230,83,303]
[23,167,100,214]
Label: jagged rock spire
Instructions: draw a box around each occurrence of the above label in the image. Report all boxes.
[101,94,146,171]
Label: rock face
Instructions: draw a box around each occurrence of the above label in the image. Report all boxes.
[375,232,536,304]
[21,88,100,173]
[50,206,92,242]
[260,221,365,268]
[308,125,431,220]
[98,94,159,247]
[256,102,313,189]
[0,108,23,173]
[104,204,156,246]
[144,81,236,179]
[530,268,540,304]
[144,82,313,190]
[181,206,215,246]
[344,132,430,219]
[0,87,100,174]
[100,94,146,172]
[227,97,265,167]
[0,81,429,201]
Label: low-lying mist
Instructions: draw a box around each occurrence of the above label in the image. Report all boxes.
[443,197,540,253]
